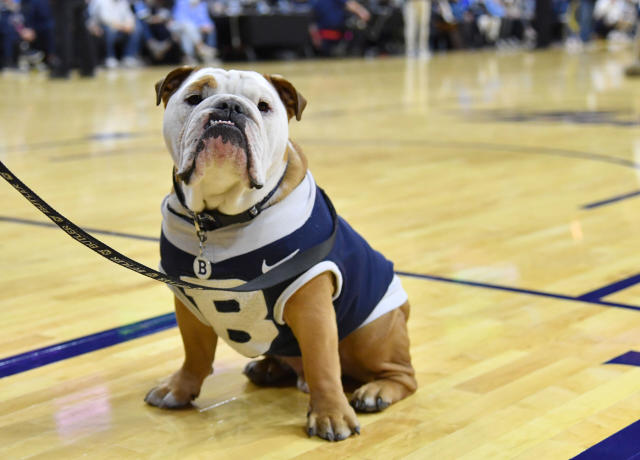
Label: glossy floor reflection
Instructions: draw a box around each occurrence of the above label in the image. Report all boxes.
[1,48,640,458]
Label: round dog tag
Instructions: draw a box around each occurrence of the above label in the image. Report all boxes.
[193,256,212,280]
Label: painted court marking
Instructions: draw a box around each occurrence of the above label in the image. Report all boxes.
[0,314,177,378]
[1,267,640,378]
[582,189,640,210]
[571,419,640,460]
[0,216,158,242]
[2,131,640,455]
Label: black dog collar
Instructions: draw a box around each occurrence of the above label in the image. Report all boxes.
[170,163,288,232]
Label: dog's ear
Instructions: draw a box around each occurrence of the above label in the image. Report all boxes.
[155,66,197,107]
[263,74,307,121]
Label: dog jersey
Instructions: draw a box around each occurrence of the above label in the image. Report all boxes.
[159,172,408,358]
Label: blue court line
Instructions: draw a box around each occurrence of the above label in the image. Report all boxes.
[570,351,640,459]
[1,270,638,379]
[582,190,640,210]
[0,313,176,378]
[606,351,640,367]
[577,273,640,302]
[0,215,159,242]
[395,271,640,313]
[0,131,153,154]
[2,214,640,312]
[299,138,640,171]
[571,419,640,460]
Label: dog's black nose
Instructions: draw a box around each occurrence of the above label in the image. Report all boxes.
[215,100,244,116]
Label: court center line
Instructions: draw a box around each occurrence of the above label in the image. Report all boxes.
[395,271,640,313]
[2,214,640,312]
[1,270,640,378]
[581,189,640,210]
[576,272,640,303]
[0,131,155,154]
[0,215,159,242]
[298,138,640,171]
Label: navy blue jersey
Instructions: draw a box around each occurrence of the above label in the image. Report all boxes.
[160,173,407,358]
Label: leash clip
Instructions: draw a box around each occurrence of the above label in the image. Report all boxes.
[193,214,208,253]
[193,213,212,279]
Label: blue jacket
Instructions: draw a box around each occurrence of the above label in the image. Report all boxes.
[160,173,407,357]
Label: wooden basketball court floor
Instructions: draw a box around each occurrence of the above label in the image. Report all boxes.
[1,48,640,459]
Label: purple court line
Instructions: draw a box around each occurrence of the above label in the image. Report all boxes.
[582,190,640,210]
[1,270,638,379]
[395,271,640,313]
[0,313,176,378]
[577,273,640,303]
[606,351,640,367]
[0,215,159,242]
[571,419,640,460]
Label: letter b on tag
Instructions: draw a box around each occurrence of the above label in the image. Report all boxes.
[193,257,212,280]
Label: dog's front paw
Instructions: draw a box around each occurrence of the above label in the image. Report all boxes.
[307,395,360,441]
[145,383,197,409]
[145,370,202,409]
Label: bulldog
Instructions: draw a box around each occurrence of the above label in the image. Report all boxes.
[145,66,416,441]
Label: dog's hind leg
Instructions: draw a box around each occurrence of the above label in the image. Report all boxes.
[145,296,218,409]
[243,356,297,387]
[340,302,417,413]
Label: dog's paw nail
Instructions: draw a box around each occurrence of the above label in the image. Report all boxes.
[376,396,389,411]
[144,389,161,406]
[354,425,361,435]
[334,432,345,441]
[307,427,315,437]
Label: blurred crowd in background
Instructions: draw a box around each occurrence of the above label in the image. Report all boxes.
[0,0,638,77]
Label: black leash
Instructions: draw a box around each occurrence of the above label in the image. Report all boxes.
[0,160,337,292]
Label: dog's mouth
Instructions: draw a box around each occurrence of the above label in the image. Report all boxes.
[201,119,247,151]
[177,114,262,189]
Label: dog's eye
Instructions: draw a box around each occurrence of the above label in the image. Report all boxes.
[186,94,203,106]
[257,101,271,113]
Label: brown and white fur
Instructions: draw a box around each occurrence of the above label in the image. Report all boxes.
[145,67,416,441]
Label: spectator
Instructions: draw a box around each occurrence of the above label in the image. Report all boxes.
[578,0,595,44]
[534,0,553,48]
[49,0,96,78]
[21,0,55,62]
[0,0,20,69]
[404,0,431,59]
[170,0,218,65]
[593,0,636,46]
[625,26,640,76]
[134,0,174,63]
[309,0,371,56]
[89,0,143,68]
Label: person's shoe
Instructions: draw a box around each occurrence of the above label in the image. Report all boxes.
[79,69,96,78]
[625,61,640,77]
[49,70,70,79]
[105,57,119,69]
[122,56,141,68]
[147,39,171,60]
[196,44,218,63]
[181,55,198,66]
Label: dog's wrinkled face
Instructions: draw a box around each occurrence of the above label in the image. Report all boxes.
[156,67,305,213]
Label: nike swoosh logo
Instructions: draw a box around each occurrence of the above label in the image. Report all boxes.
[261,249,300,274]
